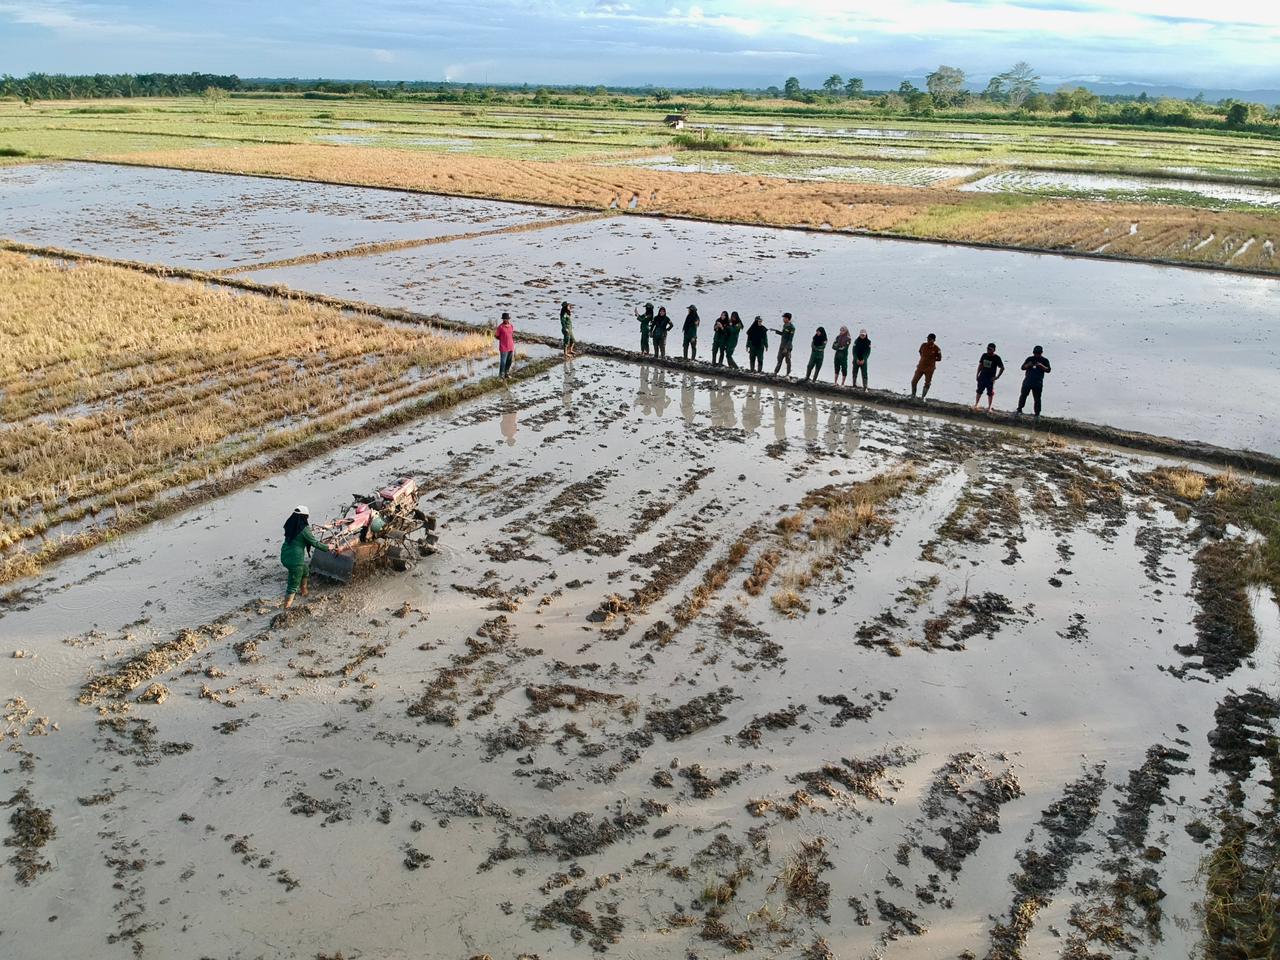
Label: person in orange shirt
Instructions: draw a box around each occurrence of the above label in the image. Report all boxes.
[911,333,943,400]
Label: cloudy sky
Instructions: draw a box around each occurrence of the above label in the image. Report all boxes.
[2,0,1278,90]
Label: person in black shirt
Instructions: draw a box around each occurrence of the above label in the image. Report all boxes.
[1016,346,1052,417]
[973,342,1004,412]
[745,316,769,372]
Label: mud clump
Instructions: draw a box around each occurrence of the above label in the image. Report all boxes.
[535,884,624,951]
[644,687,737,742]
[771,837,833,920]
[986,766,1107,959]
[919,752,1023,877]
[97,716,193,766]
[4,787,56,885]
[288,790,351,825]
[1176,539,1259,678]
[80,622,234,702]
[818,690,894,727]
[407,615,515,725]
[737,704,805,746]
[923,593,1018,650]
[136,682,168,704]
[876,895,927,938]
[1111,744,1190,850]
[793,747,918,805]
[1207,688,1279,798]
[678,763,742,799]
[526,684,622,714]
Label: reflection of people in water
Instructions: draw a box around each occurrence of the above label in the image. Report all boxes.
[742,385,762,434]
[803,395,818,442]
[709,379,737,429]
[562,360,577,408]
[500,409,517,446]
[770,390,787,442]
[650,367,671,418]
[680,373,696,423]
[635,364,655,416]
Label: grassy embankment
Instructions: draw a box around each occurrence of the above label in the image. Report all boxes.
[0,251,552,584]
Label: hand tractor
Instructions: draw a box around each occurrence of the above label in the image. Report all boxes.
[308,477,439,583]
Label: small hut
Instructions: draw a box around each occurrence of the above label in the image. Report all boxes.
[663,113,687,129]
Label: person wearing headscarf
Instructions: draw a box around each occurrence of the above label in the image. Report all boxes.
[745,316,769,372]
[832,326,852,386]
[682,305,700,359]
[725,311,744,370]
[804,326,828,381]
[650,306,673,358]
[280,506,330,608]
[711,311,729,366]
[852,328,871,390]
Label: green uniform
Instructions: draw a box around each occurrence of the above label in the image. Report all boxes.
[561,311,575,349]
[725,322,742,369]
[639,313,652,353]
[281,526,328,595]
[833,342,849,377]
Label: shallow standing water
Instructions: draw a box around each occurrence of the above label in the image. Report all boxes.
[2,161,1278,452]
[0,161,566,269]
[2,361,1264,959]
[244,216,1280,453]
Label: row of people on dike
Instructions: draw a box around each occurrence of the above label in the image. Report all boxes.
[496,309,1052,415]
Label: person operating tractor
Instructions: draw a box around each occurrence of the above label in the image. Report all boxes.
[280,506,331,608]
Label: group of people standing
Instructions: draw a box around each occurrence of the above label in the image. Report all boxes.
[496,305,1053,416]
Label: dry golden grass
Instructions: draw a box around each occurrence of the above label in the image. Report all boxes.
[672,530,759,628]
[768,468,917,616]
[111,145,1280,274]
[1150,466,1208,501]
[0,251,490,560]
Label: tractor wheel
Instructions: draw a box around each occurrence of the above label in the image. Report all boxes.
[387,545,410,572]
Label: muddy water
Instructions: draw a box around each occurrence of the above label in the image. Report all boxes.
[962,168,1280,207]
[245,215,1280,453]
[4,161,1279,451]
[2,359,1267,959]
[0,161,566,269]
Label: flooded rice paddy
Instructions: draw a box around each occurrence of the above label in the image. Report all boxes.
[2,161,1277,453]
[243,216,1280,454]
[0,162,567,269]
[961,169,1280,208]
[4,359,1275,959]
[2,161,1278,453]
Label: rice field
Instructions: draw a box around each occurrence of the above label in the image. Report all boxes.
[4,97,1279,191]
[0,251,495,578]
[108,143,1280,273]
[962,169,1280,208]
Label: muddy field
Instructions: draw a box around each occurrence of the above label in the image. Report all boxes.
[0,162,570,269]
[243,214,1280,454]
[3,359,1276,959]
[1,163,1277,454]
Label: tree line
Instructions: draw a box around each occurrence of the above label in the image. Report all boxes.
[3,69,1275,132]
[0,73,241,100]
[777,62,1277,130]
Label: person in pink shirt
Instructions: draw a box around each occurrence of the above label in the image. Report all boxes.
[495,313,515,379]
